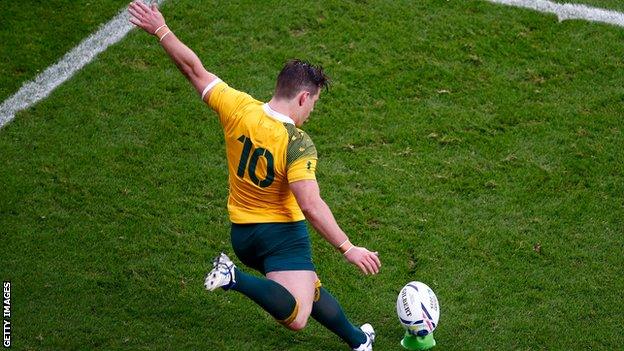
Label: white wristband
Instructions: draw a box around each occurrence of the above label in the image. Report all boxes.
[154,24,168,35]
[159,30,172,42]
[343,246,355,256]
[201,79,223,101]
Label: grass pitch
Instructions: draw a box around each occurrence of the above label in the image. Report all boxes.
[1,0,623,350]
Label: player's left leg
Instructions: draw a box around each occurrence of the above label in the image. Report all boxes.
[310,282,374,350]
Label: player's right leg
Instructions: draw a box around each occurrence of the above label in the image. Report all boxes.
[204,252,299,325]
[205,258,375,349]
[204,221,312,327]
[266,269,318,330]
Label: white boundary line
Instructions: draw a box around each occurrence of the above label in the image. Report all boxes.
[2,1,620,130]
[0,0,165,129]
[487,0,624,27]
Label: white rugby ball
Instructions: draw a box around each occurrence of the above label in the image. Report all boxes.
[396,281,440,336]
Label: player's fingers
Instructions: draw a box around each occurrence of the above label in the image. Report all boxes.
[360,258,374,275]
[356,261,369,275]
[366,256,379,274]
[129,17,142,26]
[365,256,379,274]
[370,252,381,268]
[129,1,147,15]
[151,2,159,12]
[135,0,152,13]
[128,2,145,15]
[128,7,145,21]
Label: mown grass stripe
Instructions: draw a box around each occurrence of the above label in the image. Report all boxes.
[488,0,624,27]
[0,0,165,129]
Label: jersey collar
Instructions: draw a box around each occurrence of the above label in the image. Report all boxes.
[263,103,295,125]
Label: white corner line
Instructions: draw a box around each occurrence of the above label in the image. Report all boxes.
[487,0,624,27]
[0,0,165,130]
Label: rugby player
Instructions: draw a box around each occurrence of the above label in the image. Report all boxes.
[128,2,381,350]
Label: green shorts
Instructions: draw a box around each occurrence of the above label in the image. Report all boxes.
[230,220,316,275]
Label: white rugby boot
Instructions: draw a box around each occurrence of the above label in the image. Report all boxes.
[352,323,376,351]
[204,252,236,291]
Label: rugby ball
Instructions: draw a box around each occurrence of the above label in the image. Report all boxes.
[396,281,440,336]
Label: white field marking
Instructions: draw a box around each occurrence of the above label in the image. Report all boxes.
[487,0,624,27]
[0,0,165,129]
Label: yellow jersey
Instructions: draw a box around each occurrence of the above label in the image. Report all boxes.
[205,81,318,224]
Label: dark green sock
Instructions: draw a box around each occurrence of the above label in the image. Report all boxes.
[230,267,297,322]
[311,287,367,348]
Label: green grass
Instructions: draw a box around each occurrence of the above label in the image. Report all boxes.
[1,0,623,350]
[0,0,131,103]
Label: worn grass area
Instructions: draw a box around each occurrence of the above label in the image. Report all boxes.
[1,0,623,350]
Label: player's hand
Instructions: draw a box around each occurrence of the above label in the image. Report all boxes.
[344,246,381,275]
[128,1,166,35]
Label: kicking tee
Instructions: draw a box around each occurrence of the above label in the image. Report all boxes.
[204,81,317,224]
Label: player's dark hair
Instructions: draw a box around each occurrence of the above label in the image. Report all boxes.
[274,59,330,100]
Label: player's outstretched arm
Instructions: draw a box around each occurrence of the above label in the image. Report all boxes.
[290,180,381,275]
[128,1,218,99]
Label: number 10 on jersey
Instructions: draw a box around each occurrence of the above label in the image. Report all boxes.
[236,135,275,188]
